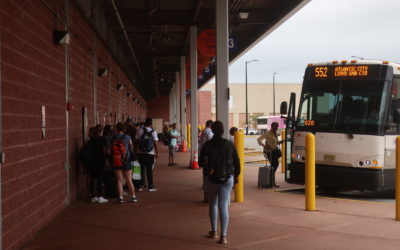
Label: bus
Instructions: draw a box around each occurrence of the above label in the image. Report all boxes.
[256,116,286,134]
[281,60,400,192]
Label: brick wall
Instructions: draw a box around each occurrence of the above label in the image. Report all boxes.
[198,91,212,125]
[184,91,212,126]
[0,1,146,249]
[148,96,169,123]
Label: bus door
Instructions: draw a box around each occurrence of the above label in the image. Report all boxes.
[283,92,296,181]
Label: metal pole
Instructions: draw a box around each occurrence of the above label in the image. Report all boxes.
[245,60,258,134]
[281,129,286,173]
[234,131,244,202]
[305,133,316,211]
[245,62,248,135]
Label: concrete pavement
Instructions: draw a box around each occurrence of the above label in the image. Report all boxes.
[24,146,400,250]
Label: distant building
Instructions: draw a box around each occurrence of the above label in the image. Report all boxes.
[200,83,302,129]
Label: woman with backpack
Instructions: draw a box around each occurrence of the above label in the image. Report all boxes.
[112,122,138,203]
[198,121,240,244]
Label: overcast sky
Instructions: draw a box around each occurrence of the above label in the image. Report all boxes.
[224,0,400,84]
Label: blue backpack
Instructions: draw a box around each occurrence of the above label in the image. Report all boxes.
[138,128,154,152]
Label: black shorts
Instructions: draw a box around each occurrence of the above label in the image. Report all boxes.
[112,162,132,171]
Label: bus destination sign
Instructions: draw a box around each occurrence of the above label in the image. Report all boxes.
[310,64,384,80]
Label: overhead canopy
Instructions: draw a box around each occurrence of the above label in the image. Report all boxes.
[76,0,310,100]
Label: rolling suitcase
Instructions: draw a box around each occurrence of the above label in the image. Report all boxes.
[258,166,272,188]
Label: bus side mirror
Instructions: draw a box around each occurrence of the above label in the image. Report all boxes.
[280,102,288,115]
[394,109,400,123]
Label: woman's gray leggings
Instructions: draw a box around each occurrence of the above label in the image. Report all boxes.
[205,176,233,237]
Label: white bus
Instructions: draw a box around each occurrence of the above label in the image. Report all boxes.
[256,116,286,134]
[281,60,400,192]
[256,116,268,134]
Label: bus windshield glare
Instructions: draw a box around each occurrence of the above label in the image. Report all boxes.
[296,79,389,134]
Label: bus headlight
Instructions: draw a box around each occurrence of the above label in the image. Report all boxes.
[372,159,378,165]
[291,154,303,161]
[365,160,371,165]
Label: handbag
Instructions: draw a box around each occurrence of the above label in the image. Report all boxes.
[272,148,282,158]
[132,161,141,180]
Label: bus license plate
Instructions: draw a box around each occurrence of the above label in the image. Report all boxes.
[324,154,336,161]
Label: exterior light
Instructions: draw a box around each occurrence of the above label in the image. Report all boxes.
[238,12,249,19]
[53,30,70,45]
[98,68,108,77]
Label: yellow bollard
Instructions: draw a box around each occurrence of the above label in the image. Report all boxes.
[396,137,400,220]
[187,124,191,149]
[234,131,244,202]
[281,130,286,174]
[305,133,316,211]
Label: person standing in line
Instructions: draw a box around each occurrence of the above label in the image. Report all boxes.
[168,123,180,166]
[125,118,137,144]
[112,122,138,203]
[88,125,108,203]
[257,122,282,188]
[135,117,159,192]
[199,121,240,244]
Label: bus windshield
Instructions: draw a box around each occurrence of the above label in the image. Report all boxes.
[296,79,389,134]
[257,118,268,125]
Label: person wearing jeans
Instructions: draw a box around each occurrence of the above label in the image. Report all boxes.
[204,175,234,242]
[199,121,240,244]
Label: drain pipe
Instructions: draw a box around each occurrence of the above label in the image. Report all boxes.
[110,0,144,80]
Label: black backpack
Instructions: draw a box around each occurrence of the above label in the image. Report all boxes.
[205,139,234,184]
[138,128,154,152]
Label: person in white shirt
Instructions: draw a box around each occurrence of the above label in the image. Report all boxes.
[199,120,214,153]
[134,117,159,192]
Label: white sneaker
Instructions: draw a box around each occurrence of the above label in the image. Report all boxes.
[98,196,108,203]
[148,185,157,192]
[91,197,99,203]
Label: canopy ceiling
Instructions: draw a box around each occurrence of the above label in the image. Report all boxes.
[77,0,310,100]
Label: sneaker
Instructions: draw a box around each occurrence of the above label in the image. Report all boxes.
[148,185,157,192]
[117,198,124,204]
[91,197,99,203]
[98,196,108,203]
[207,230,218,239]
[131,196,138,202]
[218,236,228,244]
[138,186,144,192]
